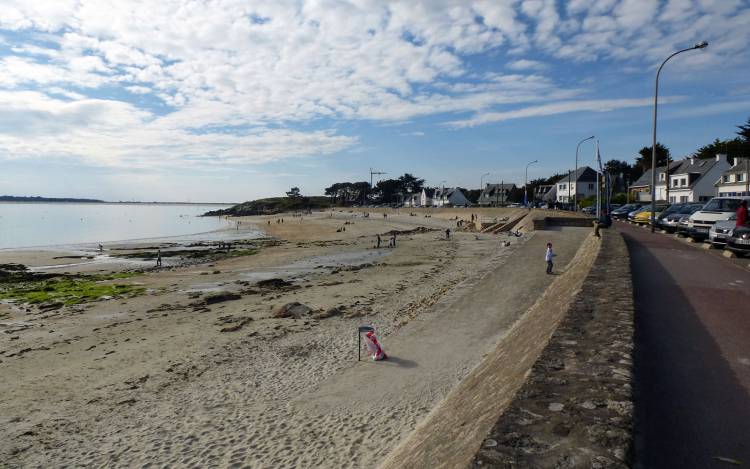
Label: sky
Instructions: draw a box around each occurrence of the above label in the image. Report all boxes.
[1,0,749,203]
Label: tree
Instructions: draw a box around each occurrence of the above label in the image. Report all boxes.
[286,187,301,198]
[604,159,641,189]
[636,143,670,172]
[737,116,750,142]
[373,179,402,204]
[457,187,481,204]
[692,138,746,160]
[398,173,425,194]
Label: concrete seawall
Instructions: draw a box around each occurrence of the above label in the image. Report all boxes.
[472,229,634,467]
[379,231,603,469]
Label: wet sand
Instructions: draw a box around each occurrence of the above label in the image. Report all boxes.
[0,207,589,467]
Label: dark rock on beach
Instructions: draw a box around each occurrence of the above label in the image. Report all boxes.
[273,302,313,319]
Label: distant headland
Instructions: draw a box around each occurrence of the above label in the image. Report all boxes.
[0,195,233,205]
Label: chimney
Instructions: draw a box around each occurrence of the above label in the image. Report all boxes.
[690,157,694,165]
[716,153,726,162]
[734,157,739,167]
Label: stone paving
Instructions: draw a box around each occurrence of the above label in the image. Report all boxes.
[472,229,634,468]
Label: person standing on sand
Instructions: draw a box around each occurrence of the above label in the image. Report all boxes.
[376,234,381,248]
[156,249,162,267]
[545,243,555,274]
[446,228,451,239]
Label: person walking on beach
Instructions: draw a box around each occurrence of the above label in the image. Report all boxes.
[156,249,162,267]
[545,243,555,274]
[98,244,103,253]
[445,228,451,240]
[376,233,381,248]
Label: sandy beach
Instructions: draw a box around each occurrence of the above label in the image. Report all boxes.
[0,208,590,467]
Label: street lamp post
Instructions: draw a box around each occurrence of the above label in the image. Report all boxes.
[574,136,595,211]
[650,41,708,232]
[525,160,539,208]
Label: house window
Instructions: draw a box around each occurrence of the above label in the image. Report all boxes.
[588,183,594,190]
[680,196,688,203]
[739,174,747,182]
[723,175,731,183]
[681,178,687,187]
[669,196,676,203]
[672,179,679,187]
[659,173,665,181]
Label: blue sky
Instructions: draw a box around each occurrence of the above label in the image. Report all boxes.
[0,0,749,202]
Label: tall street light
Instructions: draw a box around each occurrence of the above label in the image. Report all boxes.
[574,136,595,211]
[525,160,539,207]
[650,41,708,232]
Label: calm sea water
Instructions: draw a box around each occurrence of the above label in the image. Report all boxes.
[0,203,237,249]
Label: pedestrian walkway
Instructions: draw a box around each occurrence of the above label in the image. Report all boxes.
[619,222,750,468]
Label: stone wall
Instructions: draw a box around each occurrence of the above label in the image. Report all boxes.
[533,216,596,230]
[472,230,634,468]
[379,233,602,469]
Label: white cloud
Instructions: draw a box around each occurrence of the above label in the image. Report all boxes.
[0,0,748,170]
[446,97,684,128]
[0,91,356,168]
[507,59,547,70]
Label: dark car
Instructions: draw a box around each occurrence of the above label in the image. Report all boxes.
[659,203,704,233]
[611,203,641,219]
[726,226,750,257]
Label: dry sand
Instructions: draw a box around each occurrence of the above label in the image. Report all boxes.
[0,208,589,467]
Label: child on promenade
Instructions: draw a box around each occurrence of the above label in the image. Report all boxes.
[545,242,555,274]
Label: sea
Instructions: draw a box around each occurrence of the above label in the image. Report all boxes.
[0,203,246,250]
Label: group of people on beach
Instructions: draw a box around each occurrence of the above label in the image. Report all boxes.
[375,233,397,248]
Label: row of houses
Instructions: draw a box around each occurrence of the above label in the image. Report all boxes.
[399,155,749,208]
[403,187,472,207]
[630,155,750,203]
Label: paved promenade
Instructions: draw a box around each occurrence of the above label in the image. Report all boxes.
[618,222,750,468]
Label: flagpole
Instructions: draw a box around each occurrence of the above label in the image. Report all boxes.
[596,139,602,220]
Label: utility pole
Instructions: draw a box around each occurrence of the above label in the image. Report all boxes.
[368,168,386,205]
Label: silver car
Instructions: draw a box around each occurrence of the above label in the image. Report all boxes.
[709,215,736,247]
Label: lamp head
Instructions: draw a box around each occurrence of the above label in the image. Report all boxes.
[694,41,708,49]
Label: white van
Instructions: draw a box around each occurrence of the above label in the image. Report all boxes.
[687,196,750,240]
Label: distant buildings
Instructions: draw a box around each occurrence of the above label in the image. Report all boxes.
[555,166,599,203]
[478,183,516,207]
[631,155,730,203]
[716,157,750,197]
[403,187,471,207]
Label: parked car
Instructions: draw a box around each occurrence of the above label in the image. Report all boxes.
[660,204,704,233]
[687,196,750,241]
[633,204,669,225]
[628,206,649,222]
[708,215,737,248]
[726,225,750,256]
[611,204,641,219]
[581,206,596,215]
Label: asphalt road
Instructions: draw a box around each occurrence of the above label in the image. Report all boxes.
[618,222,750,468]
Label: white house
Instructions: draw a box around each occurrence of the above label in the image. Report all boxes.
[715,157,750,197]
[403,193,421,207]
[556,166,599,203]
[433,187,471,207]
[418,188,436,207]
[631,155,730,203]
[666,155,729,203]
